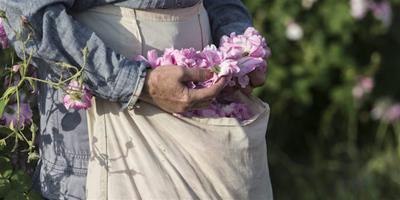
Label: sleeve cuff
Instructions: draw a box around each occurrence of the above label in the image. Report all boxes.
[126,70,147,110]
[115,59,150,110]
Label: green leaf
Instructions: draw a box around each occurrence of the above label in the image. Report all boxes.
[0,139,6,151]
[210,65,221,74]
[0,178,11,198]
[0,10,6,18]
[0,156,11,170]
[4,189,26,200]
[25,190,43,200]
[1,86,17,99]
[0,86,18,118]
[0,127,13,136]
[2,169,12,179]
[27,152,39,163]
[0,157,12,178]
[10,170,31,192]
[0,98,9,118]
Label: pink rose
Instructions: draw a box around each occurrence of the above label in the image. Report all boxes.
[236,56,265,77]
[352,76,374,100]
[133,27,270,121]
[0,18,9,49]
[63,80,92,110]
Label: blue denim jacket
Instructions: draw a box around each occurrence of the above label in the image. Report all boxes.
[0,0,252,199]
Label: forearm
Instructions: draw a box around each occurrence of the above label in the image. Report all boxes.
[0,0,149,108]
[203,0,253,45]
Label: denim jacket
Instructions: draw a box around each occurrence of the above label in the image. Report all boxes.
[0,0,252,199]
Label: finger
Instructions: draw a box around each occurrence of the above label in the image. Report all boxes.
[189,76,228,102]
[182,67,214,82]
[220,84,237,95]
[248,68,266,87]
[240,85,253,96]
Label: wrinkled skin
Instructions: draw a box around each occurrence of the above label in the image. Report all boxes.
[140,65,227,113]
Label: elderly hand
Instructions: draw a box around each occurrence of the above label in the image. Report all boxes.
[246,66,267,94]
[221,66,267,97]
[139,65,227,113]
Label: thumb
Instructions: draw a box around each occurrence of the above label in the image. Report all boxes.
[182,67,214,82]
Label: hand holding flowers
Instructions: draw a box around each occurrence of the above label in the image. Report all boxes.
[137,27,271,120]
[139,65,228,114]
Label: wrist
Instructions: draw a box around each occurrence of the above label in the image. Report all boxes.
[127,65,152,110]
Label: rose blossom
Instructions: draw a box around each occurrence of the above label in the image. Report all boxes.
[144,49,161,68]
[63,80,92,110]
[236,56,266,77]
[0,103,33,128]
[220,27,269,59]
[12,64,21,73]
[371,100,400,123]
[0,18,9,49]
[351,0,369,19]
[384,104,400,123]
[369,1,392,26]
[196,45,224,68]
[352,76,374,100]
[184,101,252,121]
[286,21,304,41]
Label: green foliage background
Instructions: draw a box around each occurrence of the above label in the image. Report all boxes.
[0,46,41,200]
[242,0,400,199]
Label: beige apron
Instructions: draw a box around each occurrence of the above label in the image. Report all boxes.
[73,2,273,200]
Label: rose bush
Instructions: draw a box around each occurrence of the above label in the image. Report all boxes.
[243,0,400,199]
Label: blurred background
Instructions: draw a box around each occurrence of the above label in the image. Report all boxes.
[241,0,400,199]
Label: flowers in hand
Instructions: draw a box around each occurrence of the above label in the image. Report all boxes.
[136,27,270,120]
[138,27,269,86]
[63,80,92,110]
[185,101,252,122]
[220,27,270,59]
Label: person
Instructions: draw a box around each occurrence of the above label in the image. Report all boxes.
[0,0,270,199]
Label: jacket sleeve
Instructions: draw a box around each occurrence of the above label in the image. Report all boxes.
[0,0,149,109]
[203,0,253,46]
